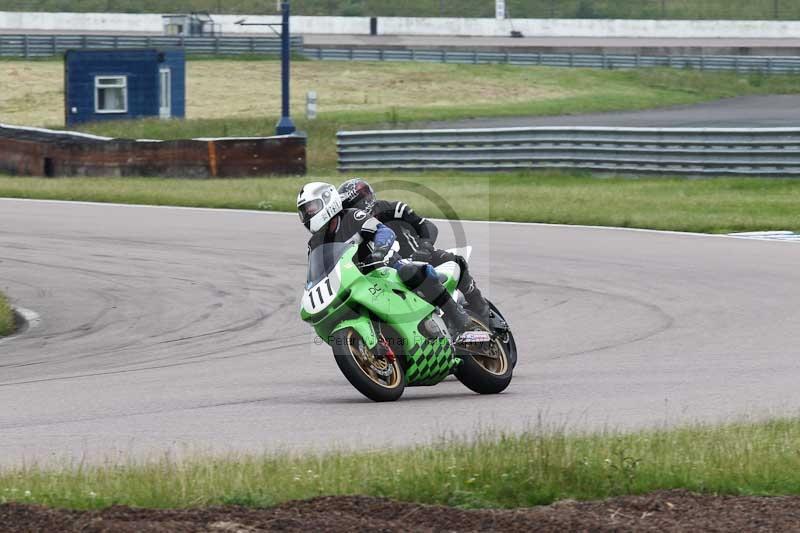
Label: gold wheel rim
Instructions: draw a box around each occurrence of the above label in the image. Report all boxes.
[466,317,509,376]
[347,330,402,389]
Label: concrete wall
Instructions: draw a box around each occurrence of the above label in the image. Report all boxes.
[377,17,800,38]
[0,11,163,33]
[4,11,800,38]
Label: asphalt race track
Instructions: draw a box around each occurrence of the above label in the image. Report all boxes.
[2,198,800,466]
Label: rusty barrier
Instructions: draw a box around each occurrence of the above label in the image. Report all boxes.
[0,124,306,178]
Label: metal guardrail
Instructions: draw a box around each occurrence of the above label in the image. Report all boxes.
[0,34,304,57]
[5,36,800,73]
[305,48,800,74]
[338,127,800,175]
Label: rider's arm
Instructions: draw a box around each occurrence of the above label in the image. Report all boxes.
[360,217,396,252]
[394,202,439,245]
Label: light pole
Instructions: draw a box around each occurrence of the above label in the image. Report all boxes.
[275,1,295,135]
[235,1,296,136]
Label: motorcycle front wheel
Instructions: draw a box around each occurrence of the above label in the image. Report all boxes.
[332,328,405,402]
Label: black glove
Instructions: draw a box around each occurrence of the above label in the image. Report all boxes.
[367,247,389,265]
[411,239,435,262]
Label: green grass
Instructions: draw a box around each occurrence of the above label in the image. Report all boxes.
[3,418,800,510]
[0,291,13,337]
[6,62,800,233]
[4,0,800,19]
[2,173,800,234]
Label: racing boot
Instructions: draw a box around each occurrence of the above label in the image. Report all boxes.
[460,274,508,334]
[436,292,471,339]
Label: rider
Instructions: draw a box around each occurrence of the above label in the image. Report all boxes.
[297,181,470,335]
[337,178,508,333]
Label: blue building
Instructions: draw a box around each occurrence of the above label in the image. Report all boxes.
[64,49,185,127]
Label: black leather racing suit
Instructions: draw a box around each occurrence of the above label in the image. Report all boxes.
[370,200,493,321]
[309,207,470,333]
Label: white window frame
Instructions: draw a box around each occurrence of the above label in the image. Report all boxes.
[159,67,171,119]
[94,75,128,114]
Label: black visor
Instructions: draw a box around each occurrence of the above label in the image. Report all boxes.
[298,199,324,224]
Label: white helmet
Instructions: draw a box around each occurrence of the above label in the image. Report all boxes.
[297,182,343,233]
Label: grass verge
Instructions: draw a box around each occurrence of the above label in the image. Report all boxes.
[2,418,800,510]
[0,291,14,337]
[2,172,800,234]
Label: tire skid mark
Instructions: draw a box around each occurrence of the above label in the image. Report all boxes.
[0,389,312,432]
[0,339,311,389]
[493,275,676,361]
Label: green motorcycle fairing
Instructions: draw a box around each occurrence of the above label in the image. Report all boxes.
[300,243,460,386]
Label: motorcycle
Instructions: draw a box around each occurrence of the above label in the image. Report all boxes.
[300,242,516,402]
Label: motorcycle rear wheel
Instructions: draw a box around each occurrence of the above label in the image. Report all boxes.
[332,328,405,402]
[454,313,513,394]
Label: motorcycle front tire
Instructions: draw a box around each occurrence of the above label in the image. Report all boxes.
[331,328,405,402]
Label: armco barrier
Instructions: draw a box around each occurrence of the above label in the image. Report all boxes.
[306,48,800,74]
[0,124,306,177]
[0,34,303,58]
[337,127,800,176]
[6,35,800,71]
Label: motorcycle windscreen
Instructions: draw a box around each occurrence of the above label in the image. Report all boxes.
[307,242,355,286]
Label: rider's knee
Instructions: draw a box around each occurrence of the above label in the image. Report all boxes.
[398,262,427,289]
[453,254,469,272]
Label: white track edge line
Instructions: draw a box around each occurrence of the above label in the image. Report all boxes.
[0,196,794,243]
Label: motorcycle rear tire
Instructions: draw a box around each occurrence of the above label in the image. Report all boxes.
[455,313,513,395]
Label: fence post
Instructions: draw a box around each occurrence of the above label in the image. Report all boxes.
[767,57,773,74]
[635,53,640,68]
[248,37,254,53]
[505,51,510,64]
[443,51,448,63]
[473,51,478,64]
[411,49,416,61]
[700,54,705,71]
[113,36,119,49]
[23,34,29,58]
[569,52,574,67]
